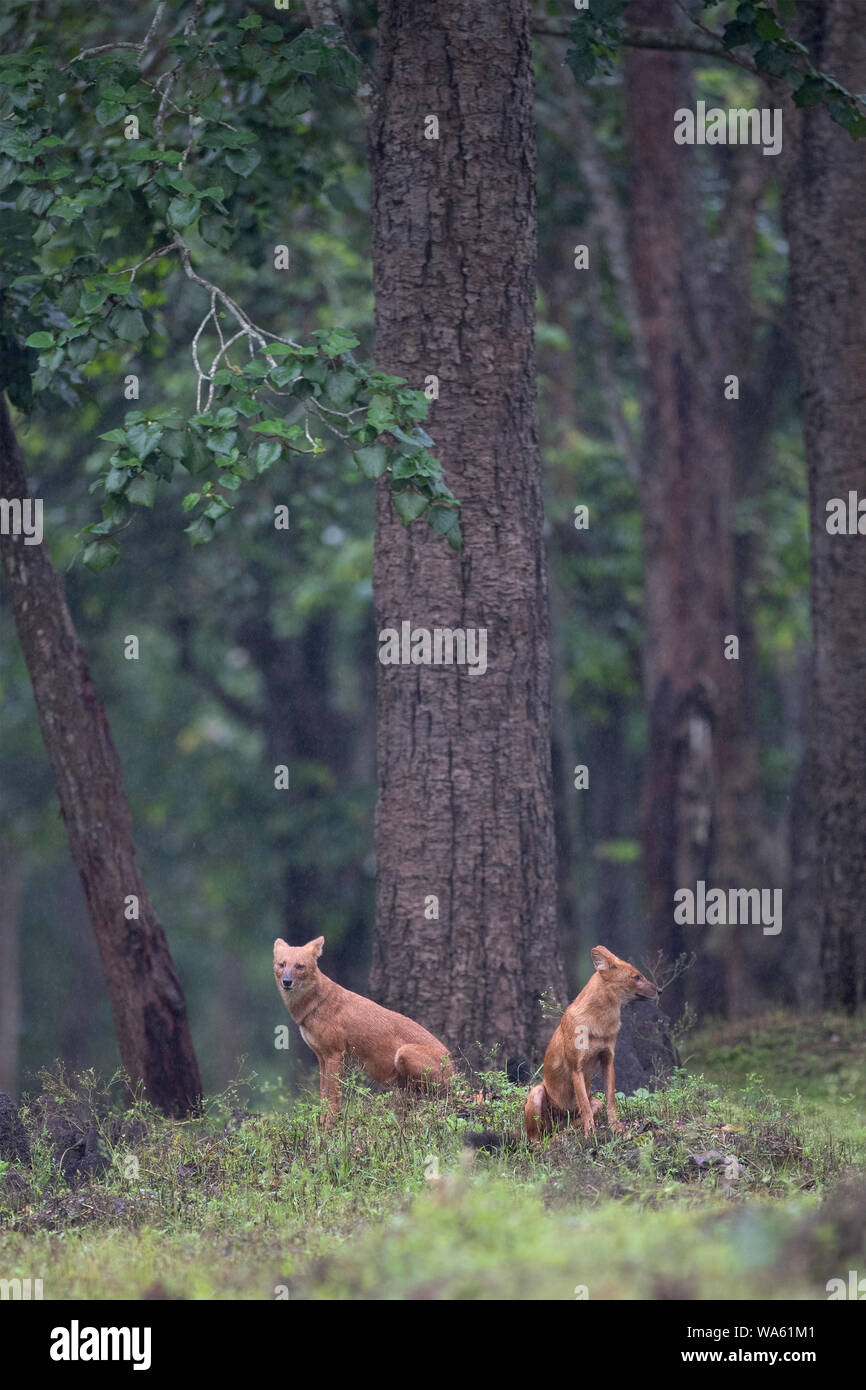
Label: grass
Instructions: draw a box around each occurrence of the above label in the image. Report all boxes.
[1,1013,864,1300]
[689,1010,866,1146]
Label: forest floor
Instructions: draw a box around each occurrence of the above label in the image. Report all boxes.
[1,1011,865,1300]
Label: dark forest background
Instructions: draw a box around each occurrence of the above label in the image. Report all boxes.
[1,0,861,1106]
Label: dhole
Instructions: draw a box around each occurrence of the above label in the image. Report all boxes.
[525,944,658,1143]
[273,937,454,1123]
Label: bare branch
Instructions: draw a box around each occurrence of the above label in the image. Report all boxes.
[141,2,168,58]
[107,243,175,282]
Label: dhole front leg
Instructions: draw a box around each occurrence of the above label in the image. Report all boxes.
[318,1052,343,1126]
[600,1049,622,1132]
[571,1067,597,1137]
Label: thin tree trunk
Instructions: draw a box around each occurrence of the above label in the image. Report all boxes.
[368,0,568,1062]
[0,397,202,1114]
[0,841,25,1096]
[784,0,866,1012]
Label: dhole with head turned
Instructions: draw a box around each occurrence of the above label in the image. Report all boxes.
[525,944,659,1143]
[273,937,454,1124]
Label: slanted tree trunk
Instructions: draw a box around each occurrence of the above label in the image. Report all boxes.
[784,0,866,1012]
[368,0,568,1062]
[0,397,201,1114]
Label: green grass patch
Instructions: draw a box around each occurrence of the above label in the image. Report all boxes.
[1,1024,864,1300]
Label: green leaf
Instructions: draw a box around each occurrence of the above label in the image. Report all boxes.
[205,429,237,456]
[313,327,361,357]
[185,514,216,545]
[82,537,121,572]
[353,444,388,479]
[127,471,157,507]
[427,504,460,536]
[392,425,435,449]
[367,393,396,431]
[754,11,783,41]
[322,368,357,409]
[159,430,187,460]
[126,422,163,459]
[25,331,54,349]
[94,101,125,127]
[255,440,282,473]
[392,489,428,523]
[186,437,213,474]
[225,147,261,177]
[112,307,147,343]
[203,495,233,520]
[104,463,130,495]
[81,287,110,313]
[250,418,298,440]
[301,358,329,386]
[270,363,301,388]
[168,195,200,229]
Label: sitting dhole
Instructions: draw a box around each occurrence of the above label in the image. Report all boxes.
[525,944,659,1143]
[274,937,454,1123]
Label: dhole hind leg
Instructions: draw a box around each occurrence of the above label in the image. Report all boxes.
[394,1044,452,1093]
[525,1082,555,1144]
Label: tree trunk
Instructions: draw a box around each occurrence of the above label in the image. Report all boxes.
[368,0,567,1063]
[624,0,766,1017]
[0,840,25,1096]
[0,397,202,1114]
[784,0,866,1012]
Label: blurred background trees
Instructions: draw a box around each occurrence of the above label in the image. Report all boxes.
[0,0,848,1100]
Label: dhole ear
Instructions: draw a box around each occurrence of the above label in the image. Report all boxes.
[591,946,615,971]
[273,938,288,955]
[309,936,325,958]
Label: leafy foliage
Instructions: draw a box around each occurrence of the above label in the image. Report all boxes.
[566,0,866,139]
[717,0,866,136]
[566,0,628,83]
[0,5,460,565]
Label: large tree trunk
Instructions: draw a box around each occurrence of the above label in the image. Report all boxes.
[624,0,767,1017]
[784,0,866,1012]
[368,0,567,1062]
[0,398,202,1114]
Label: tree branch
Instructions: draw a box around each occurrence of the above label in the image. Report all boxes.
[532,17,759,76]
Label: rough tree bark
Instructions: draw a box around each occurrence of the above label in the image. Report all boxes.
[784,0,866,1012]
[0,398,202,1114]
[367,0,568,1062]
[624,0,766,1016]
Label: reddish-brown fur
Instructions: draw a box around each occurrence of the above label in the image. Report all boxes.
[525,944,658,1143]
[274,937,454,1124]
